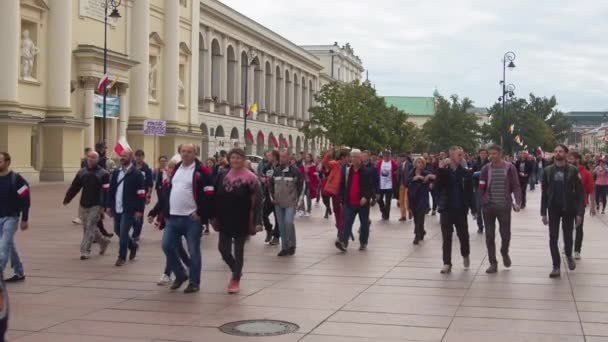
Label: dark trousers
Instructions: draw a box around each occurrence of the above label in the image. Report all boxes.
[548,210,574,269]
[262,201,280,238]
[378,189,393,219]
[322,194,332,215]
[574,214,585,253]
[113,213,138,261]
[440,210,470,266]
[596,185,608,211]
[218,232,246,281]
[431,188,438,211]
[483,206,511,265]
[132,216,144,240]
[413,209,426,238]
[343,204,370,245]
[519,178,528,207]
[331,194,343,231]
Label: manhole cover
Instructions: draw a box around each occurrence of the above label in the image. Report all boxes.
[219,320,300,336]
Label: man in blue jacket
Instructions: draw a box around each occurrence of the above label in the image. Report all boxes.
[106,149,146,267]
[0,152,30,283]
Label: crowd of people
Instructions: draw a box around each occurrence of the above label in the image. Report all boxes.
[0,141,606,299]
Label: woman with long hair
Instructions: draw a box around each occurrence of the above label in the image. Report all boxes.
[409,157,435,244]
[212,148,261,294]
[594,159,608,214]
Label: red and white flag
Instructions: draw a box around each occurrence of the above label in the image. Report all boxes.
[114,136,131,156]
[17,184,30,199]
[97,73,109,93]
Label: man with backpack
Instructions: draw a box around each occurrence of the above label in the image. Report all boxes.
[0,152,30,283]
[63,150,111,260]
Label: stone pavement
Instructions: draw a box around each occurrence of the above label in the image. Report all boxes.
[5,183,608,341]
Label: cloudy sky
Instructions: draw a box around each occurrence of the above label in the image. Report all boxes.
[221,0,608,112]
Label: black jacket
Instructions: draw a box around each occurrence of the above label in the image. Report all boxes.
[541,164,584,216]
[435,165,474,214]
[364,161,379,194]
[515,160,534,181]
[1,171,30,222]
[108,165,146,215]
[135,162,154,194]
[340,165,375,206]
[64,166,110,208]
[167,160,215,222]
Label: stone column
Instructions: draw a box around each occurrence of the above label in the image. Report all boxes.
[118,84,129,139]
[162,0,179,122]
[129,0,149,121]
[47,0,73,116]
[303,76,309,121]
[234,41,242,117]
[269,59,276,114]
[189,0,200,129]
[279,64,286,125]
[203,29,213,110]
[247,62,255,119]
[82,77,97,149]
[219,36,229,115]
[0,1,20,112]
[258,53,266,121]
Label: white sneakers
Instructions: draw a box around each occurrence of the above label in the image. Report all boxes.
[574,252,581,260]
[157,274,172,286]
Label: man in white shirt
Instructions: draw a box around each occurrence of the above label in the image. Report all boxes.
[376,151,397,220]
[162,144,214,294]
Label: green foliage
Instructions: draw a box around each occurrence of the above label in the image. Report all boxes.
[421,95,480,153]
[482,94,572,155]
[302,81,423,152]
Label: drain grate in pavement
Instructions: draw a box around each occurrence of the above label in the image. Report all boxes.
[219,320,300,336]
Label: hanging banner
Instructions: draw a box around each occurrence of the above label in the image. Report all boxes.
[94,95,120,118]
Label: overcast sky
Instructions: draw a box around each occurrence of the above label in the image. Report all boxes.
[220,0,608,112]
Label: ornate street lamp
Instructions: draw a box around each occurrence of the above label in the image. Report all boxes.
[500,51,516,149]
[101,0,121,146]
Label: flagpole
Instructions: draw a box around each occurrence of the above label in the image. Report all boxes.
[103,2,108,146]
[244,61,248,151]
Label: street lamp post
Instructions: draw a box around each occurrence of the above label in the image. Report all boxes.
[499,51,516,150]
[102,0,121,146]
[243,49,257,152]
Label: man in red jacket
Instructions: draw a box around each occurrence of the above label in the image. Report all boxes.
[376,150,398,220]
[568,151,596,260]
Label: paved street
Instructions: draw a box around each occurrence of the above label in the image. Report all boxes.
[5,183,608,341]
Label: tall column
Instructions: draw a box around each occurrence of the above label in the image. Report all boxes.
[234,41,242,116]
[203,30,212,101]
[162,0,179,122]
[47,0,73,116]
[247,62,255,118]
[279,65,285,117]
[118,84,129,139]
[220,36,228,103]
[0,1,20,112]
[303,77,309,121]
[269,60,276,114]
[189,0,200,128]
[259,53,266,114]
[129,0,150,123]
[83,77,97,149]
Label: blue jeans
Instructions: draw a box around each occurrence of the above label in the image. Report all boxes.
[343,205,370,245]
[163,237,191,276]
[131,217,144,240]
[0,217,24,276]
[162,215,202,287]
[275,206,296,250]
[113,213,137,261]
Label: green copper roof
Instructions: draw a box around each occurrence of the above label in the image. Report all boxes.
[383,96,436,116]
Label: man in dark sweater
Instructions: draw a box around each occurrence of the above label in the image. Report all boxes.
[64,151,111,260]
[515,151,534,209]
[541,144,584,278]
[472,149,489,233]
[435,146,474,274]
[0,152,30,283]
[131,150,153,242]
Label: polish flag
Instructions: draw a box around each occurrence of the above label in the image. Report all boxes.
[246,130,254,144]
[97,74,109,93]
[114,136,131,156]
[17,184,30,198]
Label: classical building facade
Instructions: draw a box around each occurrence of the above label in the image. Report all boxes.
[0,0,354,182]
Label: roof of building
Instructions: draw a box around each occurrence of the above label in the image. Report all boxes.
[383,96,435,116]
[565,111,608,118]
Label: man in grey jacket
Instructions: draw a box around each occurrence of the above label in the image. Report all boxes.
[270,151,303,257]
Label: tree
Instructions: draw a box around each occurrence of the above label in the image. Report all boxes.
[302,81,423,152]
[422,95,480,153]
[482,94,572,155]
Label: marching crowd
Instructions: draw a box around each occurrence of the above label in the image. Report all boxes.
[0,141,606,296]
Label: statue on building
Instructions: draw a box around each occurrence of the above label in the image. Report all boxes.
[148,61,157,99]
[178,76,185,104]
[20,30,39,80]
